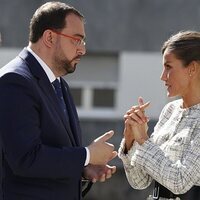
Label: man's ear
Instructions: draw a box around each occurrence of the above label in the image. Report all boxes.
[42,30,54,48]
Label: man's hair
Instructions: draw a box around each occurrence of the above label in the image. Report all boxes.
[29,1,84,43]
[162,30,200,66]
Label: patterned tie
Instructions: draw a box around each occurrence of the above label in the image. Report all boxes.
[52,79,69,120]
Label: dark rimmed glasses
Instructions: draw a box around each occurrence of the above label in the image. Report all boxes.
[51,30,86,46]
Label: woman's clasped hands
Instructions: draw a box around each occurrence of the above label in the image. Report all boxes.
[123,97,150,151]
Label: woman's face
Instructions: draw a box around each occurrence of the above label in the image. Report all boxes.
[161,49,191,98]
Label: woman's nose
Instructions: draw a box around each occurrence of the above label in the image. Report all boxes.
[160,69,167,81]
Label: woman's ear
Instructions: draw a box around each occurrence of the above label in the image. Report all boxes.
[188,61,198,77]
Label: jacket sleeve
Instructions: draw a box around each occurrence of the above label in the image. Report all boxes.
[118,138,153,189]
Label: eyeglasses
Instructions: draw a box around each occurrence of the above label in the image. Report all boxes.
[51,30,86,46]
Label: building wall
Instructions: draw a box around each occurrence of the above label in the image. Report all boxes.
[117,52,166,119]
[1,0,200,52]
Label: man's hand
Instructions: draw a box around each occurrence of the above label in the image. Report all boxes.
[87,130,117,165]
[83,164,116,183]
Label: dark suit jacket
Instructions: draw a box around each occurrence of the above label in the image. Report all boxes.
[0,48,86,200]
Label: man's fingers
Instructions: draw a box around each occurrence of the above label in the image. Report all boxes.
[92,178,97,183]
[109,165,116,174]
[99,174,106,182]
[105,169,112,179]
[108,151,117,161]
[104,166,116,179]
[94,130,114,142]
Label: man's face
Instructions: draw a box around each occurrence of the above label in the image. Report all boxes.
[53,13,86,76]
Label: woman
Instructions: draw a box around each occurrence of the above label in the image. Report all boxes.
[118,31,200,200]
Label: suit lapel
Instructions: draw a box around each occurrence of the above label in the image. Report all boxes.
[18,48,77,146]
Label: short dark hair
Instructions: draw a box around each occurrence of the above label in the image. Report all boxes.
[162,31,200,66]
[29,1,84,43]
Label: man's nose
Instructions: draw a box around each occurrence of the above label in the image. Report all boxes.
[77,45,86,56]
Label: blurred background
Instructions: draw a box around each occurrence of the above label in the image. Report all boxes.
[0,0,200,199]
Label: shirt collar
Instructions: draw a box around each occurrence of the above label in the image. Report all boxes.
[27,46,57,83]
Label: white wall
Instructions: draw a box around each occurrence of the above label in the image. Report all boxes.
[117,52,167,120]
[0,48,21,67]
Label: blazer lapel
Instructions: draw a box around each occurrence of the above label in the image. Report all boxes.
[18,48,77,146]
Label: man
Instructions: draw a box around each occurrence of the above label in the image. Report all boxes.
[0,2,117,200]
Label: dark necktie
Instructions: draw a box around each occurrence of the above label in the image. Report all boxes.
[52,79,69,120]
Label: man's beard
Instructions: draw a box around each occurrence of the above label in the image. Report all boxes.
[63,57,77,74]
[54,54,79,76]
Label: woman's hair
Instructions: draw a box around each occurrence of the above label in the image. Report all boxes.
[29,1,84,43]
[162,30,200,66]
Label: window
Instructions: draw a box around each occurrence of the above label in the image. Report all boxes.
[65,53,118,117]
[93,88,115,108]
[70,88,82,107]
